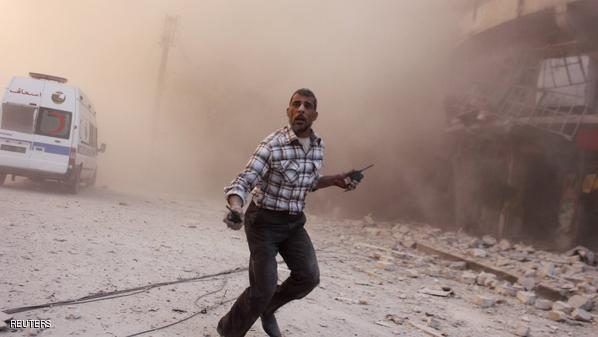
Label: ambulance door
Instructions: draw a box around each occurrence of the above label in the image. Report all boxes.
[30,83,75,175]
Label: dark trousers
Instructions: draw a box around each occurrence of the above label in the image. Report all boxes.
[217,202,320,337]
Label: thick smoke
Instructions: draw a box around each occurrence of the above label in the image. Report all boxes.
[0,1,461,223]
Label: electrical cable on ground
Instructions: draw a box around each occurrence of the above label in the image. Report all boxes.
[3,266,248,315]
[124,279,234,337]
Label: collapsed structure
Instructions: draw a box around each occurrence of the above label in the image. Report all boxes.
[446,0,598,250]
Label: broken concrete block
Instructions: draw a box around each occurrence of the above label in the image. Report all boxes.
[514,322,530,336]
[496,283,517,297]
[518,277,536,291]
[568,295,593,311]
[448,261,467,270]
[540,262,557,278]
[425,317,441,330]
[476,272,496,286]
[571,308,592,322]
[470,248,487,258]
[548,310,567,322]
[482,235,497,247]
[498,239,511,251]
[375,261,395,271]
[516,291,536,305]
[535,299,553,311]
[461,271,477,285]
[552,301,574,314]
[474,295,496,308]
[400,238,416,249]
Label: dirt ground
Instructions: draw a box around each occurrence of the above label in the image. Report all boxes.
[0,179,597,337]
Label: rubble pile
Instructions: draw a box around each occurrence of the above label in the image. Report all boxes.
[344,217,598,327]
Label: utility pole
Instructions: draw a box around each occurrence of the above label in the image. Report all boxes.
[151,15,178,148]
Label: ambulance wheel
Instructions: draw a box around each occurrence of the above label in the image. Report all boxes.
[87,169,97,187]
[0,173,5,186]
[67,167,81,194]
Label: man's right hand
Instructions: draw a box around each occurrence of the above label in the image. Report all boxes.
[223,195,244,230]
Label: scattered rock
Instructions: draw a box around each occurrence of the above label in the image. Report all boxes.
[448,261,467,270]
[518,277,536,291]
[481,235,497,247]
[548,310,567,322]
[571,308,592,322]
[476,272,496,286]
[498,239,511,251]
[568,294,593,311]
[425,317,441,330]
[363,214,375,226]
[461,271,477,285]
[552,301,574,314]
[516,291,536,305]
[495,283,517,297]
[470,248,487,258]
[514,322,530,336]
[566,246,595,266]
[535,299,553,311]
[474,295,496,308]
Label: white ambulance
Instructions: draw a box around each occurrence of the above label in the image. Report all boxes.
[0,73,106,193]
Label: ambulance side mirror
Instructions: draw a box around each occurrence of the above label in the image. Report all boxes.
[98,143,106,153]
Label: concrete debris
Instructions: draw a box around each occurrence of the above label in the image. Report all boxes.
[514,322,530,336]
[425,317,441,330]
[497,239,511,251]
[363,214,375,226]
[476,272,496,286]
[566,246,596,266]
[571,308,592,322]
[568,295,594,311]
[518,277,536,291]
[385,314,405,325]
[552,301,574,314]
[448,261,467,270]
[474,295,496,308]
[470,248,487,258]
[534,299,553,311]
[548,310,567,322]
[495,283,517,297]
[461,271,477,285]
[516,291,536,305]
[481,235,497,247]
[407,320,446,337]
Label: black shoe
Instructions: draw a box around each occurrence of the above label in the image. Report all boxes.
[261,313,282,337]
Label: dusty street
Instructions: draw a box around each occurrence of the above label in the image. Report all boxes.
[1,181,597,337]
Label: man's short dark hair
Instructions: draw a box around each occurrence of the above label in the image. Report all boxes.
[290,88,317,110]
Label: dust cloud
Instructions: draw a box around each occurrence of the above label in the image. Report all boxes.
[0,1,461,223]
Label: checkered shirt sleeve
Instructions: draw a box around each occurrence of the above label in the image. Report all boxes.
[224,127,324,214]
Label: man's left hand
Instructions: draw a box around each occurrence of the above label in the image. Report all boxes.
[333,170,361,191]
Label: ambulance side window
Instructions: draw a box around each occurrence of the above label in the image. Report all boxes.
[81,120,90,145]
[35,108,72,139]
[90,125,97,148]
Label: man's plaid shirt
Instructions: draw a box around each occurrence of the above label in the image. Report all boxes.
[224,126,324,214]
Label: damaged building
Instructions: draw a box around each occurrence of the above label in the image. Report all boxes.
[446,0,598,251]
